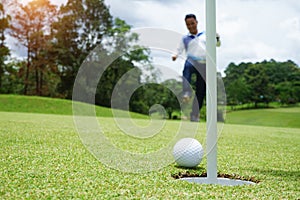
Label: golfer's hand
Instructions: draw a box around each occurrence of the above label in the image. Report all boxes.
[216,33,220,41]
[172,55,177,61]
[216,33,221,47]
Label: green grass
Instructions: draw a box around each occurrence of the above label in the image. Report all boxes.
[0,95,299,198]
[0,94,146,119]
[225,107,300,128]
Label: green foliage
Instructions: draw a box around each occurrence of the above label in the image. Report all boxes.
[225,77,250,105]
[0,2,10,90]
[51,0,153,107]
[275,82,298,104]
[51,0,112,98]
[96,56,142,107]
[9,0,58,96]
[2,0,152,105]
[244,63,273,106]
[224,60,300,107]
[0,59,24,94]
[130,79,182,119]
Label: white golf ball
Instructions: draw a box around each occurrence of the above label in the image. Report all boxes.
[173,138,204,168]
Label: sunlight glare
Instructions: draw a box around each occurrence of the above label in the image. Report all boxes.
[18,0,66,6]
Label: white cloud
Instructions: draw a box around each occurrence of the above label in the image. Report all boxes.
[280,17,300,42]
[217,0,300,67]
[107,0,205,32]
[104,0,300,77]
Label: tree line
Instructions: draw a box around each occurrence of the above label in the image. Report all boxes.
[1,0,156,111]
[0,0,299,119]
[224,59,300,108]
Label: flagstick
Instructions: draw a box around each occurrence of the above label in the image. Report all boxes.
[206,0,218,183]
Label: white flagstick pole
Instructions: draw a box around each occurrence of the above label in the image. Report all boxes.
[206,0,218,182]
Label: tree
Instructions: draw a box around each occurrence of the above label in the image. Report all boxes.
[223,60,300,107]
[223,62,251,107]
[225,76,250,108]
[275,82,295,105]
[223,62,250,85]
[244,63,273,107]
[96,55,143,107]
[52,0,152,107]
[264,59,299,84]
[0,58,24,94]
[94,16,154,108]
[52,0,113,98]
[160,79,181,119]
[51,0,85,98]
[0,2,10,90]
[129,79,181,119]
[10,0,57,95]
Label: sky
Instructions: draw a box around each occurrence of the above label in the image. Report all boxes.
[15,0,300,78]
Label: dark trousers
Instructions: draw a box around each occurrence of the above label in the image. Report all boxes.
[182,60,206,117]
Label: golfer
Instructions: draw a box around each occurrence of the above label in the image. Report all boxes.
[172,14,220,122]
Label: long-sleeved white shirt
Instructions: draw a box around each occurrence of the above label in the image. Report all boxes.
[175,31,220,63]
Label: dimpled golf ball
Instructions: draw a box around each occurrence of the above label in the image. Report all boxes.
[173,138,204,168]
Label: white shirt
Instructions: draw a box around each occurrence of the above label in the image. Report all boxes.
[175,31,220,63]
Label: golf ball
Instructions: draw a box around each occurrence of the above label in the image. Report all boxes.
[173,138,204,168]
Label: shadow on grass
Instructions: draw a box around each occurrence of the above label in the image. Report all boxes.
[174,166,205,171]
[252,168,300,181]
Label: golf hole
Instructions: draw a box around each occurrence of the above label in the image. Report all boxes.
[172,171,259,186]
